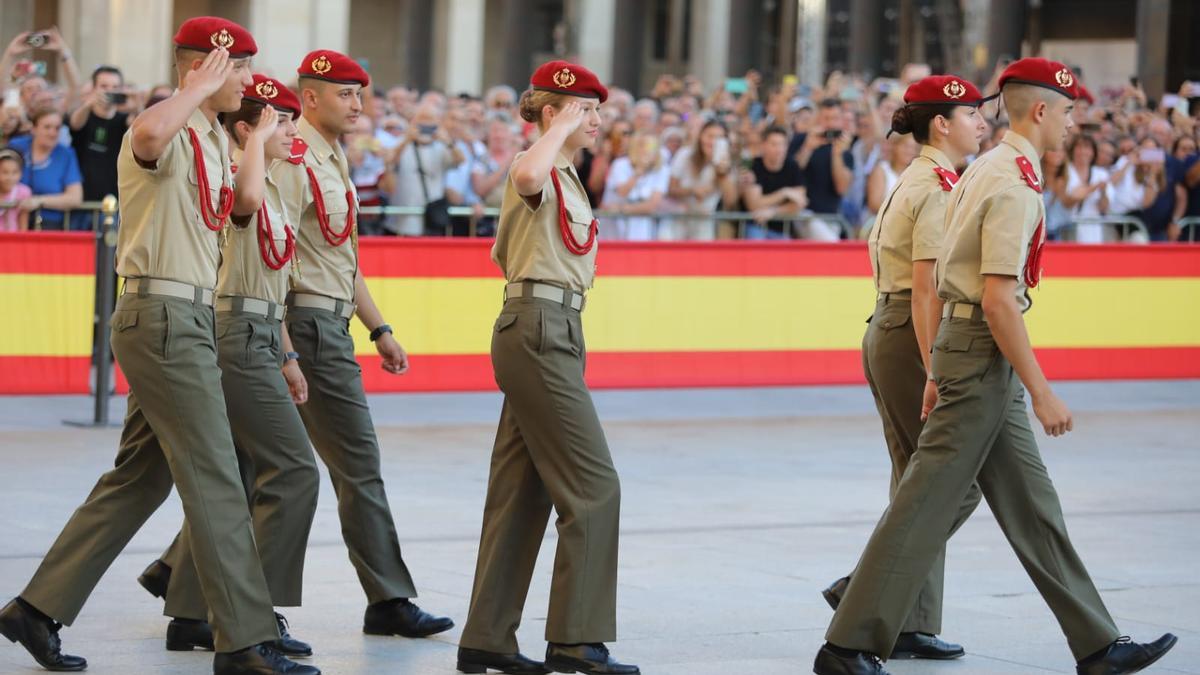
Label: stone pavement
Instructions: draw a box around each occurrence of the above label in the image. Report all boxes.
[0,381,1196,674]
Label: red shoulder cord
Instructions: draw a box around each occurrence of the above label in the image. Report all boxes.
[186,128,234,231]
[1024,220,1046,288]
[256,202,295,270]
[305,166,355,247]
[549,168,597,256]
[1015,156,1045,288]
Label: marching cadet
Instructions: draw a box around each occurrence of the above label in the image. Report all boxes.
[138,75,318,660]
[814,58,1178,675]
[0,18,318,675]
[456,60,638,675]
[276,49,452,638]
[144,49,453,643]
[820,75,988,661]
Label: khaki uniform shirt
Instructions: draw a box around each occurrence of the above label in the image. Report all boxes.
[868,145,956,293]
[938,130,1046,312]
[272,117,358,302]
[116,106,232,289]
[491,153,598,292]
[217,170,293,305]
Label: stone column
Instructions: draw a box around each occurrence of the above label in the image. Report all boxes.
[247,0,350,82]
[797,0,827,87]
[432,0,485,95]
[571,0,616,83]
[1135,0,1170,99]
[689,0,732,92]
[57,0,172,87]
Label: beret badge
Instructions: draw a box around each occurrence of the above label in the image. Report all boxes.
[210,28,235,49]
[552,68,576,89]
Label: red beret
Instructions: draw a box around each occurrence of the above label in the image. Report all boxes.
[530,60,608,104]
[903,75,985,106]
[174,16,256,58]
[297,50,369,87]
[243,74,300,118]
[998,57,1079,100]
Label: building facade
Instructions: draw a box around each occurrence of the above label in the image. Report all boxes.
[0,0,1193,98]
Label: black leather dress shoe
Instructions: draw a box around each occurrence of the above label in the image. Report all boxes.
[274,613,312,658]
[457,646,549,674]
[166,617,214,651]
[544,643,639,675]
[822,576,850,611]
[1076,634,1178,675]
[138,559,171,599]
[213,642,320,674]
[0,598,87,672]
[363,599,454,638]
[891,632,964,660]
[813,643,890,675]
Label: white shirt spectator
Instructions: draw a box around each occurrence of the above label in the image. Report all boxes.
[603,156,670,240]
[387,140,458,236]
[665,147,720,240]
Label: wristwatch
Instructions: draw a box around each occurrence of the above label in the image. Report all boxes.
[369,324,393,342]
[283,351,300,363]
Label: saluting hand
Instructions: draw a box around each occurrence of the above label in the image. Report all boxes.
[182,47,233,98]
[549,101,586,135]
[282,361,308,404]
[1033,390,1074,437]
[249,105,279,139]
[375,333,410,375]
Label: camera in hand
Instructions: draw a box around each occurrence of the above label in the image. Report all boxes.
[106,92,129,105]
[823,130,841,142]
[25,32,48,49]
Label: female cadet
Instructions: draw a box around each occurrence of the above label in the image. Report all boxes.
[819,76,989,661]
[456,61,639,675]
[145,74,320,659]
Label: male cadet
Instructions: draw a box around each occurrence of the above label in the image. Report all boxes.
[813,58,1178,675]
[0,17,318,675]
[276,49,453,638]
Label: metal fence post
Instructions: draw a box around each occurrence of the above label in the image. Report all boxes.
[66,194,119,428]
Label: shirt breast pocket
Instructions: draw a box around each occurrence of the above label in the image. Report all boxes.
[565,206,595,242]
[322,189,349,218]
[187,165,225,226]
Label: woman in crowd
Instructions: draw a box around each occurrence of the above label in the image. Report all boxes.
[470,113,521,236]
[602,132,671,240]
[861,132,918,237]
[665,118,738,240]
[1061,134,1110,242]
[1042,148,1073,240]
[6,108,82,230]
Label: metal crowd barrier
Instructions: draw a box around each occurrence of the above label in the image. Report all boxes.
[0,200,110,232]
[1177,216,1200,243]
[1056,215,1150,243]
[359,205,855,240]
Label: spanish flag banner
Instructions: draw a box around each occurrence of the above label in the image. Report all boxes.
[1,233,1198,394]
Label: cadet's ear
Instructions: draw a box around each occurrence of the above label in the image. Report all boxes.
[541,103,557,124]
[1031,99,1047,124]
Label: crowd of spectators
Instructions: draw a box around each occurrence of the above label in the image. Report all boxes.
[2,26,1199,241]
